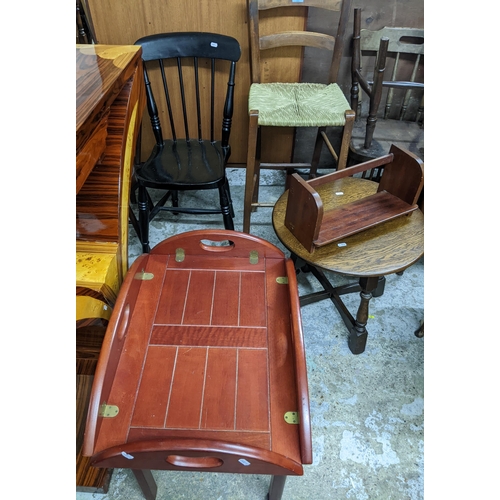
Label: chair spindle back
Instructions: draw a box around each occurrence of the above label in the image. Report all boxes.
[136,32,241,150]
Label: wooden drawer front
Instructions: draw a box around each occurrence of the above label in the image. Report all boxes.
[76,113,108,194]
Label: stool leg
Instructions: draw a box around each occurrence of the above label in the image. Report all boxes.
[252,125,262,208]
[309,126,325,179]
[244,111,259,233]
[267,475,287,500]
[132,469,157,500]
[348,276,379,354]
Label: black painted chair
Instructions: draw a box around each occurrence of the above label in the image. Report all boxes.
[132,32,241,252]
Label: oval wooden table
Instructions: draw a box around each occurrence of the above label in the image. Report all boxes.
[83,230,312,500]
[272,176,424,354]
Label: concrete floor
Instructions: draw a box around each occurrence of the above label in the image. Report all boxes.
[77,167,424,500]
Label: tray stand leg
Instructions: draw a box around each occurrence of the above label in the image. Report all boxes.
[132,469,157,500]
[414,319,424,338]
[267,475,287,500]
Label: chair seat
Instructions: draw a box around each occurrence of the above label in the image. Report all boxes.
[137,139,227,189]
[249,82,351,127]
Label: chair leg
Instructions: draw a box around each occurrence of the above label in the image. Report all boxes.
[252,126,262,209]
[218,183,234,231]
[364,114,377,149]
[171,189,179,216]
[309,126,325,178]
[171,190,179,208]
[338,110,355,170]
[130,177,138,204]
[244,111,259,233]
[138,184,151,253]
[224,176,235,218]
[129,203,141,240]
[267,475,287,500]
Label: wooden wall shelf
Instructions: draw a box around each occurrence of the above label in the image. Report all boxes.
[284,145,424,253]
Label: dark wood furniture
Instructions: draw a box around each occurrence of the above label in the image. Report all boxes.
[87,0,423,166]
[272,146,424,354]
[349,8,424,163]
[83,230,312,500]
[76,44,145,493]
[284,145,423,253]
[243,0,356,234]
[131,32,241,253]
[76,0,96,44]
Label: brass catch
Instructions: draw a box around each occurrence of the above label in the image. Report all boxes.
[284,411,299,424]
[249,250,259,264]
[276,277,288,284]
[99,403,119,418]
[176,248,185,262]
[134,270,154,280]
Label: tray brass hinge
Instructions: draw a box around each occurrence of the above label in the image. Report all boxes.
[276,277,288,284]
[249,250,259,264]
[175,248,185,262]
[284,411,299,424]
[134,269,154,280]
[99,403,119,418]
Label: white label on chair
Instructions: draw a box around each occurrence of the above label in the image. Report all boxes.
[338,242,347,247]
[335,192,344,195]
[121,451,134,460]
[210,42,218,47]
[238,458,251,466]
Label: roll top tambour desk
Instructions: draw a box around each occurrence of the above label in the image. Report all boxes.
[76,44,145,492]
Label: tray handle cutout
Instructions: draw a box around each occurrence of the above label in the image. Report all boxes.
[199,239,235,252]
[165,455,224,468]
[116,304,130,342]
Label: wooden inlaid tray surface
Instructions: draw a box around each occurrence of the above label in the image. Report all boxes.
[83,230,311,476]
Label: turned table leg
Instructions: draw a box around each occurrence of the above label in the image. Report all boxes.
[291,254,387,354]
[348,276,379,354]
[267,475,287,500]
[132,469,157,500]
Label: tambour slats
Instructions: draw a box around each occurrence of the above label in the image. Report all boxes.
[76,46,141,150]
[76,81,134,243]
